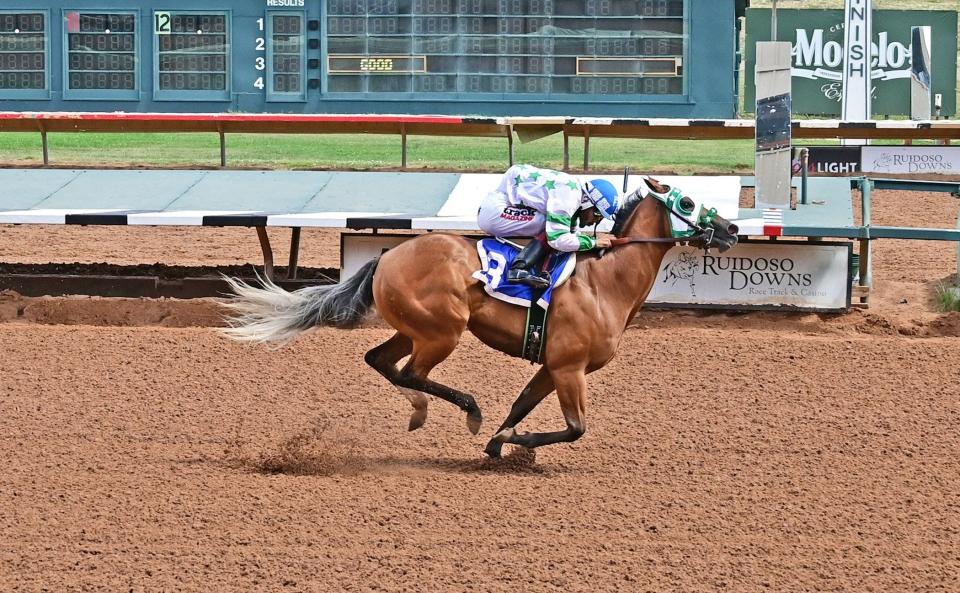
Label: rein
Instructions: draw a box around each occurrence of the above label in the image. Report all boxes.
[609,229,713,247]
[606,193,714,248]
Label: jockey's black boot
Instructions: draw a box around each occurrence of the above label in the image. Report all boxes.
[507,239,551,290]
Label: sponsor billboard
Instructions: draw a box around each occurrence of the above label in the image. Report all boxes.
[345,235,853,312]
[745,9,958,116]
[862,146,960,175]
[793,146,863,175]
[646,241,851,311]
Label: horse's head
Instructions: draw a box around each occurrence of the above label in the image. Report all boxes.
[638,177,739,253]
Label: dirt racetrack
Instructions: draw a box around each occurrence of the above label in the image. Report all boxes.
[1,185,959,592]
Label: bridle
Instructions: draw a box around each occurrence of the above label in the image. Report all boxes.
[605,191,716,248]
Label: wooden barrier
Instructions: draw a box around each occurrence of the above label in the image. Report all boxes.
[1,112,958,170]
[0,112,513,168]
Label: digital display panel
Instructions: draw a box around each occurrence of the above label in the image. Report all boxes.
[0,12,46,90]
[326,0,686,95]
[65,12,136,91]
[270,14,304,95]
[156,12,228,92]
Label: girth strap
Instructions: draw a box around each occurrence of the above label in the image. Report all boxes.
[521,296,548,364]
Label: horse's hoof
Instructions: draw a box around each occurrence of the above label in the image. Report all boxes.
[493,427,516,443]
[408,409,427,431]
[483,442,503,458]
[466,412,483,435]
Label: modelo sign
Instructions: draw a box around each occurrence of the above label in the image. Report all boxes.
[745,9,958,116]
[647,241,851,311]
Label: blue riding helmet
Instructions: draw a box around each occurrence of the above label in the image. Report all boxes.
[582,179,620,220]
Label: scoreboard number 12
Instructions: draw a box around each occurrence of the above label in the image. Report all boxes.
[154,11,171,34]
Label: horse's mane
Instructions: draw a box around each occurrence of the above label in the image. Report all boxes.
[611,190,646,237]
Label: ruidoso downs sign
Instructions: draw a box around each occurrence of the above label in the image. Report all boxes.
[745,9,958,116]
[647,241,851,311]
[343,235,853,312]
[862,146,960,175]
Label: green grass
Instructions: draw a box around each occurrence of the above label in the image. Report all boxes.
[0,132,757,174]
[936,282,960,312]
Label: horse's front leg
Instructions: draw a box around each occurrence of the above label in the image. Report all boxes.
[493,365,586,451]
[484,367,554,458]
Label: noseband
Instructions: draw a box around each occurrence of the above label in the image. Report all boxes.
[608,193,715,248]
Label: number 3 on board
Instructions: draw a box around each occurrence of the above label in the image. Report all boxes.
[154,11,171,34]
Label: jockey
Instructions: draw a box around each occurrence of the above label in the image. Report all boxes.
[477,164,620,289]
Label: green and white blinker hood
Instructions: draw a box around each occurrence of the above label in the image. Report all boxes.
[645,183,719,239]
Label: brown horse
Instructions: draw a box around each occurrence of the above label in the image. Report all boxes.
[222,178,738,457]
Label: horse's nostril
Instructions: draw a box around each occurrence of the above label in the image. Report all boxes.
[727,224,739,235]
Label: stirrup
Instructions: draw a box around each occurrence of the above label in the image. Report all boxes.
[507,268,551,289]
[507,239,551,289]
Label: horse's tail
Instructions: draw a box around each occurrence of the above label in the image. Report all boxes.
[220,258,379,346]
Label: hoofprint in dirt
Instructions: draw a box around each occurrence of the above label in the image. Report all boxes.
[0,323,957,593]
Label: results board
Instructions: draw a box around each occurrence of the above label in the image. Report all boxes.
[325,0,686,95]
[0,0,748,118]
[0,12,46,92]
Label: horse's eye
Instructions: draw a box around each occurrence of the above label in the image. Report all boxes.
[678,196,695,213]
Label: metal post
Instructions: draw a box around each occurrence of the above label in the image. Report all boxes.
[562,130,570,171]
[40,127,49,166]
[800,147,809,205]
[255,226,275,281]
[218,128,226,168]
[507,125,514,167]
[582,126,591,171]
[771,0,778,41]
[401,123,408,169]
[287,227,301,280]
[858,177,873,305]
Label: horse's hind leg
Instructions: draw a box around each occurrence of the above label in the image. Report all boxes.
[494,365,587,450]
[364,332,482,434]
[364,333,431,431]
[484,367,554,458]
[394,337,483,435]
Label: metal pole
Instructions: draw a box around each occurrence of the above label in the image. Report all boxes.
[771,0,778,41]
[287,227,301,280]
[507,125,514,167]
[858,177,873,305]
[562,130,570,171]
[401,123,407,169]
[40,127,49,166]
[800,147,809,205]
[582,126,591,171]
[218,128,226,168]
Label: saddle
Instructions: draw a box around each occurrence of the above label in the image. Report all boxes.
[472,238,577,363]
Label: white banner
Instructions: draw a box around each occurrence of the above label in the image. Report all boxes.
[647,242,851,310]
[862,146,960,174]
[345,234,852,311]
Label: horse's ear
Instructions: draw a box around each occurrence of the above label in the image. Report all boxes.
[644,176,668,194]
